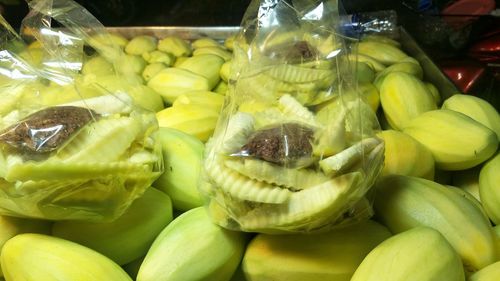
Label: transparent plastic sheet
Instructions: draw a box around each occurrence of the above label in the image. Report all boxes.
[0,0,163,221]
[201,0,385,234]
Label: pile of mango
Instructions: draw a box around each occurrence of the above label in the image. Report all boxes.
[2,31,500,281]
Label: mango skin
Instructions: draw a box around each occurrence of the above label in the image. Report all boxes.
[379,72,437,130]
[479,153,500,224]
[137,207,247,281]
[52,187,173,265]
[403,109,498,171]
[350,227,465,281]
[0,216,51,277]
[375,175,497,272]
[152,127,205,211]
[377,130,435,180]
[242,220,391,281]
[469,261,500,281]
[442,94,500,141]
[1,233,132,281]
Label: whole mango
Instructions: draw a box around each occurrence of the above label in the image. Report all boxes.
[374,175,497,272]
[403,109,498,170]
[1,233,131,281]
[242,220,391,281]
[52,187,173,265]
[350,227,465,281]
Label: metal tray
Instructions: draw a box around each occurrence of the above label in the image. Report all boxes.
[107,26,459,99]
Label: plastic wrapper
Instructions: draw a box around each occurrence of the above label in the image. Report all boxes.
[0,0,162,221]
[201,0,385,234]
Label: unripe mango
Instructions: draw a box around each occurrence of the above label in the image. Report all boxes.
[375,175,497,272]
[377,130,435,180]
[479,153,500,224]
[242,220,391,281]
[356,41,408,65]
[350,227,465,281]
[147,68,211,104]
[137,207,246,281]
[177,54,225,89]
[379,72,437,130]
[469,261,500,281]
[156,103,219,141]
[1,233,132,281]
[153,127,205,210]
[403,109,498,170]
[52,187,173,265]
[0,216,51,277]
[442,94,500,141]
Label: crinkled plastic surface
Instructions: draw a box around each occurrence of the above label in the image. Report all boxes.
[0,0,162,221]
[201,0,384,234]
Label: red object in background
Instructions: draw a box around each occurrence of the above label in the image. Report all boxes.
[468,31,500,64]
[440,59,486,93]
[441,0,496,29]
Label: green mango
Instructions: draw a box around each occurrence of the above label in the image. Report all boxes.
[52,188,173,265]
[153,127,204,211]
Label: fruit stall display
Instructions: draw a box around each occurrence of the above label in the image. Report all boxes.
[0,1,500,281]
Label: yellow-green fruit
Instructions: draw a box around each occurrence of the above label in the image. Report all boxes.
[425,82,441,105]
[350,227,465,281]
[379,72,437,130]
[469,261,500,281]
[125,35,157,55]
[442,94,500,140]
[157,36,192,57]
[82,55,114,76]
[220,60,232,83]
[356,41,409,65]
[451,166,481,201]
[224,35,236,51]
[374,61,424,88]
[128,85,164,112]
[355,62,375,84]
[89,33,129,49]
[142,50,175,65]
[136,207,246,281]
[142,63,167,81]
[1,233,132,281]
[52,188,173,265]
[359,83,380,112]
[156,104,219,141]
[479,153,500,224]
[446,185,490,223]
[374,175,497,272]
[193,46,232,61]
[493,225,500,258]
[147,68,211,104]
[362,34,401,47]
[214,81,228,95]
[192,37,222,49]
[347,54,386,72]
[403,109,498,170]
[172,90,224,112]
[114,54,147,75]
[177,54,225,89]
[377,130,435,180]
[152,127,204,211]
[0,216,51,277]
[242,220,391,281]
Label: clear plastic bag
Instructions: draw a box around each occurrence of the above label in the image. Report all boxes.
[0,0,162,221]
[201,0,385,233]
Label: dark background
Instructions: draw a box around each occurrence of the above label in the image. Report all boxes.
[1,0,499,103]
